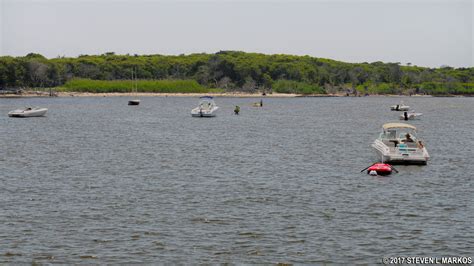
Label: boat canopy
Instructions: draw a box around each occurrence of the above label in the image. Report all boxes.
[383,123,417,130]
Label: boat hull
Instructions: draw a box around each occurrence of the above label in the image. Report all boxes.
[8,108,48,117]
[399,113,422,120]
[390,106,410,111]
[372,139,429,165]
[128,100,140,105]
[191,107,218,117]
[191,112,217,117]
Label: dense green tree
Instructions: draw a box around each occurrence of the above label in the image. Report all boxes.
[0,51,472,95]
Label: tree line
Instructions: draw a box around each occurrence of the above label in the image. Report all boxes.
[1,51,473,95]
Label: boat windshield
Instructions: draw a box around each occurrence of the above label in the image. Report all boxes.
[199,99,215,107]
[380,128,417,141]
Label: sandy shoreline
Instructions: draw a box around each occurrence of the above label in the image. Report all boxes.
[0,91,439,98]
[59,92,303,97]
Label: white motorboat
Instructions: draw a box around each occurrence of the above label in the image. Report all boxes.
[8,107,48,117]
[399,111,422,120]
[371,123,429,165]
[390,102,410,111]
[191,96,219,117]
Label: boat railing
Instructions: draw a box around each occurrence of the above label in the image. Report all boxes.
[396,144,423,155]
[375,139,391,153]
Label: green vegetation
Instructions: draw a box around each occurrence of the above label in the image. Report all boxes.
[418,82,474,96]
[59,79,210,93]
[355,82,399,95]
[1,51,473,95]
[273,80,325,94]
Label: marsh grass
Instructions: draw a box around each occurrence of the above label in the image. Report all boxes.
[59,79,213,93]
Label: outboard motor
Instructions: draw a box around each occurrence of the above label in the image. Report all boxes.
[404,111,408,120]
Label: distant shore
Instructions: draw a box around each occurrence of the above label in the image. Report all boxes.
[1,91,344,98]
[2,91,460,98]
[58,92,305,97]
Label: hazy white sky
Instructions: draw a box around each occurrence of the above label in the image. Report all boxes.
[0,0,472,67]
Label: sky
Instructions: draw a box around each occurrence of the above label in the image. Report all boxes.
[0,0,472,68]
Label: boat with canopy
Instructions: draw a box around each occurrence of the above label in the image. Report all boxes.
[371,123,429,165]
[191,96,219,117]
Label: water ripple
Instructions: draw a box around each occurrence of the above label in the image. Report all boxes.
[0,96,472,263]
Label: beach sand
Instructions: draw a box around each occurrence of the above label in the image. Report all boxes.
[57,92,317,97]
[0,91,435,98]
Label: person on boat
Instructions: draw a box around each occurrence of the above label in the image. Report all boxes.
[405,133,414,143]
[395,104,399,111]
[234,105,240,115]
[403,111,408,120]
[417,140,424,149]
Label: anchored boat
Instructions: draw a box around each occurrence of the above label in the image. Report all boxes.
[128,99,140,105]
[390,101,409,111]
[252,100,263,107]
[191,96,219,117]
[8,107,48,117]
[399,111,422,120]
[371,123,429,165]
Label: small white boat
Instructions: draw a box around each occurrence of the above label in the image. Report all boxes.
[8,107,48,117]
[399,111,422,120]
[371,123,429,165]
[252,100,263,107]
[191,96,219,117]
[390,102,410,111]
[128,99,140,105]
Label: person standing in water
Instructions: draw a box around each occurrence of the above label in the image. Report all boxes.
[234,105,240,115]
[260,99,263,107]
